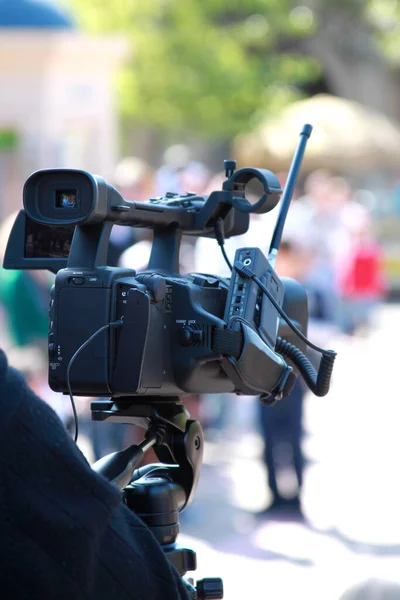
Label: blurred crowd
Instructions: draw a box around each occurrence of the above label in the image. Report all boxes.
[0,145,388,515]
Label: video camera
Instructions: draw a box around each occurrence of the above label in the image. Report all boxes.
[3,125,335,407]
[3,125,337,598]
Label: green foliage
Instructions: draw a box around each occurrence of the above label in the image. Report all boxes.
[0,130,18,151]
[365,0,400,64]
[66,0,400,139]
[66,0,319,138]
[301,0,400,65]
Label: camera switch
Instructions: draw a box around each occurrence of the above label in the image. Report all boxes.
[178,326,203,346]
[179,327,193,346]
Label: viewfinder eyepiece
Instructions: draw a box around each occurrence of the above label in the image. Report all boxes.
[23,169,108,226]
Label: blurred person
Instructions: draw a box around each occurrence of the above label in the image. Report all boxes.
[285,170,354,326]
[114,156,154,202]
[179,160,209,196]
[0,267,52,350]
[194,212,275,278]
[0,347,189,599]
[257,240,309,518]
[330,175,370,262]
[154,144,209,197]
[178,161,210,274]
[154,144,191,196]
[328,176,385,335]
[337,210,386,336]
[258,239,336,519]
[283,169,332,242]
[108,157,154,267]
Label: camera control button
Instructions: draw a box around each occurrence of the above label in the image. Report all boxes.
[72,277,85,285]
[48,343,56,358]
[178,327,193,346]
[178,326,203,346]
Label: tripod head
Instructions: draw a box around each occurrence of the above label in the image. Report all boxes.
[91,398,223,599]
[91,398,203,509]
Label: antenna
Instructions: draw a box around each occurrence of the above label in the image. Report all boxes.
[268,124,312,267]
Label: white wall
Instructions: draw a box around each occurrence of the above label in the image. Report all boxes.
[0,31,128,217]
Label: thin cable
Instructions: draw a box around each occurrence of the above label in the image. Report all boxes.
[220,245,233,271]
[214,218,233,272]
[66,319,123,443]
[234,261,336,357]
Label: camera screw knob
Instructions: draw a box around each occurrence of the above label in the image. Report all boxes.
[178,326,203,346]
[224,160,236,178]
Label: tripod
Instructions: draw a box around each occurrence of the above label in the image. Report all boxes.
[91,398,224,600]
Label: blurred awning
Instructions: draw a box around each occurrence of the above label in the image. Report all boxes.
[234,94,400,172]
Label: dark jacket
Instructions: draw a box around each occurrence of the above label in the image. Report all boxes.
[0,350,188,600]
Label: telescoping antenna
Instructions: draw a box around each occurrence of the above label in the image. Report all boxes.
[268,124,313,267]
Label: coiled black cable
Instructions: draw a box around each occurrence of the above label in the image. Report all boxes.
[234,260,337,396]
[275,337,335,397]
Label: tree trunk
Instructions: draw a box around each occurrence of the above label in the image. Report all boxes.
[303,6,400,122]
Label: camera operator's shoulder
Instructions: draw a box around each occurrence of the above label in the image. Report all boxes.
[0,348,30,426]
[0,348,123,511]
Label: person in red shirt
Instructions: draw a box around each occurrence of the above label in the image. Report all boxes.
[337,212,386,335]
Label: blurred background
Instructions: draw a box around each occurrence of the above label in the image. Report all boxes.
[2,0,400,598]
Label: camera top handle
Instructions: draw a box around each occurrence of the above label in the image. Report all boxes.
[21,162,282,274]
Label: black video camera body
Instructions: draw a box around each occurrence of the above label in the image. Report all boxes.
[4,161,310,403]
[49,266,233,397]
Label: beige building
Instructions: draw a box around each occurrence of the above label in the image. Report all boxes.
[0,0,127,219]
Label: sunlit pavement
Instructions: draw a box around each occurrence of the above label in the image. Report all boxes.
[179,304,400,600]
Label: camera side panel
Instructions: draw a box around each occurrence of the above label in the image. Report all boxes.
[49,272,113,395]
